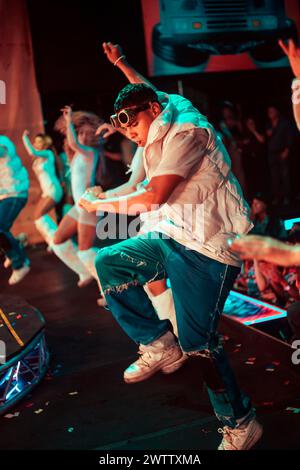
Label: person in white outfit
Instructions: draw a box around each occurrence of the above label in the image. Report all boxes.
[0,135,30,285]
[36,108,104,303]
[22,131,63,224]
[79,42,262,450]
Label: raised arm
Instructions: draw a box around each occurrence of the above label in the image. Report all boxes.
[61,105,94,156]
[22,131,49,158]
[279,39,300,131]
[102,42,157,91]
[292,79,300,131]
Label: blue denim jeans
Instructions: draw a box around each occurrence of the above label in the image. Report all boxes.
[0,197,28,269]
[95,232,254,428]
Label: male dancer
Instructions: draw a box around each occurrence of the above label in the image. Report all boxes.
[80,42,262,450]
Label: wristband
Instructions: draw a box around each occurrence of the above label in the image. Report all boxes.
[114,55,126,66]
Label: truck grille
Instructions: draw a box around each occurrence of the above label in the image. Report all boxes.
[203,0,247,30]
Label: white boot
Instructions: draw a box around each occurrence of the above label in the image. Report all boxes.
[8,264,30,285]
[35,215,57,246]
[35,215,92,287]
[77,248,107,305]
[77,248,98,279]
[143,285,188,370]
[144,286,178,336]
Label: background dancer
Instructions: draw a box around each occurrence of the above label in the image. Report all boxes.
[79,42,262,450]
[36,107,103,300]
[0,135,30,285]
[22,131,63,238]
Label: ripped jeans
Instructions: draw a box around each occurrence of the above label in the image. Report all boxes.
[95,232,254,428]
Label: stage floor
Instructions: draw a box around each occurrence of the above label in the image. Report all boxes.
[1,245,300,450]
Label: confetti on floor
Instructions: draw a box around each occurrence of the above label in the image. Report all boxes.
[34,409,44,415]
[4,412,20,419]
[69,391,78,396]
[245,357,256,365]
[68,427,74,433]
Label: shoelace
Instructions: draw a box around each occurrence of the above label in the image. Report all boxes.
[136,347,153,368]
[218,426,246,449]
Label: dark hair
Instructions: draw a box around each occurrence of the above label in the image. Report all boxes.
[114,84,159,113]
[252,192,270,206]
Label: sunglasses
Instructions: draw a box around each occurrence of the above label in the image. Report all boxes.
[110,102,151,129]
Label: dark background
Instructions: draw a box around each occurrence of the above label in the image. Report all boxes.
[26,0,297,132]
[26,0,148,129]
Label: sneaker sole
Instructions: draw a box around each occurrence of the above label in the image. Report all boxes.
[161,355,188,374]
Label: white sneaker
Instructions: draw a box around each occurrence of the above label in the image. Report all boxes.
[3,257,12,268]
[218,418,263,450]
[77,274,94,288]
[8,265,31,285]
[124,332,183,384]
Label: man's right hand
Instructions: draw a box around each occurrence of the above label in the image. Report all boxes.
[102,42,124,65]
